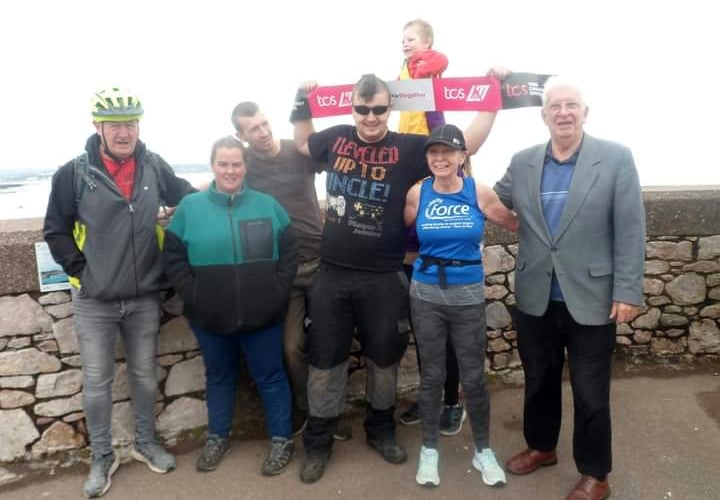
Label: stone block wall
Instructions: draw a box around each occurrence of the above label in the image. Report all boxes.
[0,188,718,480]
[479,235,720,376]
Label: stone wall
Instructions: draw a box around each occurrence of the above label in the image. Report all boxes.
[0,187,718,480]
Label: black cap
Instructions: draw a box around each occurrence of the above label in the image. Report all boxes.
[424,124,466,151]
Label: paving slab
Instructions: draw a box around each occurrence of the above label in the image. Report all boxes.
[2,363,718,500]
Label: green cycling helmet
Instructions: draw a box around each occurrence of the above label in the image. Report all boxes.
[90,87,144,122]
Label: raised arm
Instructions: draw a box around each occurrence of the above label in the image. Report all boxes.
[463,66,512,155]
[290,81,319,157]
[475,179,518,232]
[464,112,498,156]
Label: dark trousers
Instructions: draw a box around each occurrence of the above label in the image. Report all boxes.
[516,301,616,477]
[411,296,490,449]
[307,263,410,370]
[192,323,292,440]
[303,263,409,454]
[403,264,460,405]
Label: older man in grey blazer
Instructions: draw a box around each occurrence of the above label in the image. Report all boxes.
[494,76,645,500]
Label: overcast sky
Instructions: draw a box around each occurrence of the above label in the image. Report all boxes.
[1,0,718,187]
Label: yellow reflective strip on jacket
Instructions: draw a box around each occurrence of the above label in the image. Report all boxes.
[397,63,430,135]
[73,221,87,250]
[156,223,165,250]
[71,221,87,289]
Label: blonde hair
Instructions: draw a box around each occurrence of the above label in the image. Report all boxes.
[462,156,473,177]
[404,19,434,48]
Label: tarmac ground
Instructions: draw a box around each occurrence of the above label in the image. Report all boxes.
[2,361,719,500]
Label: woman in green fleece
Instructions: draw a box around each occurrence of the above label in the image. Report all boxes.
[163,136,298,475]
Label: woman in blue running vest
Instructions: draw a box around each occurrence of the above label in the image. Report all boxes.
[404,124,518,489]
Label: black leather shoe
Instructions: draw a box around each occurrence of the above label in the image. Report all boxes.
[300,449,331,484]
[366,435,407,464]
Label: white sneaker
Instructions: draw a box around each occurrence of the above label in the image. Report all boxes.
[416,446,440,487]
[472,448,507,487]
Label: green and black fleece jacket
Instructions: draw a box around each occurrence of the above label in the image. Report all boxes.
[163,182,298,335]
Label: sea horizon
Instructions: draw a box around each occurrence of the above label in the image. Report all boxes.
[0,165,715,222]
[0,166,331,221]
[0,166,212,221]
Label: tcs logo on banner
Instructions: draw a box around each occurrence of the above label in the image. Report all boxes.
[315,91,353,108]
[504,82,543,97]
[505,84,529,97]
[443,84,490,102]
[434,77,501,111]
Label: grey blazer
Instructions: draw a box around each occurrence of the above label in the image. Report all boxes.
[494,134,646,325]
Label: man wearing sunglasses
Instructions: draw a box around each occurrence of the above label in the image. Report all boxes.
[290,71,506,484]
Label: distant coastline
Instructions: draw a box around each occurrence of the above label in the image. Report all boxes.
[0,165,212,221]
[0,164,209,183]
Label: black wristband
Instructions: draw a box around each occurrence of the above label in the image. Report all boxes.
[289,88,312,123]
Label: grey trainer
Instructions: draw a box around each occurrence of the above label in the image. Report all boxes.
[131,441,176,474]
[196,436,231,472]
[262,437,296,476]
[83,451,119,498]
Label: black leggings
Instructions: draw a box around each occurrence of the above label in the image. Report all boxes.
[404,264,460,405]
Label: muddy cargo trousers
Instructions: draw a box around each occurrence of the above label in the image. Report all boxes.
[302,263,411,455]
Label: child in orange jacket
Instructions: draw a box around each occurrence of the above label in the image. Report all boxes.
[398,19,448,135]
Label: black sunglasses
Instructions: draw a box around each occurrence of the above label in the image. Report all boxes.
[353,105,390,116]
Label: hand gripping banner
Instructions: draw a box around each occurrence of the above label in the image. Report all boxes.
[308,73,553,118]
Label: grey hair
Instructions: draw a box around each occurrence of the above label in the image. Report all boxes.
[541,76,586,107]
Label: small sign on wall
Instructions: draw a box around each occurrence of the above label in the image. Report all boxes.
[35,242,71,292]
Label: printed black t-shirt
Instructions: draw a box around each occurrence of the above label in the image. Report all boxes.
[308,125,429,271]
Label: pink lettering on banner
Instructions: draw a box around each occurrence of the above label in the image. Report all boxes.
[308,84,354,118]
[432,76,502,112]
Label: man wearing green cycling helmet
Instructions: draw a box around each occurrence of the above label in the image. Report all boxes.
[90,88,145,162]
[44,87,195,498]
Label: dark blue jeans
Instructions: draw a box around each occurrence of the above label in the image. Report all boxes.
[191,323,291,439]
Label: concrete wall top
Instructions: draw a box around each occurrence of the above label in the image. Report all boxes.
[1,188,719,295]
[485,186,720,245]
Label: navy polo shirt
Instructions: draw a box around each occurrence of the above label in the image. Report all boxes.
[541,140,581,301]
